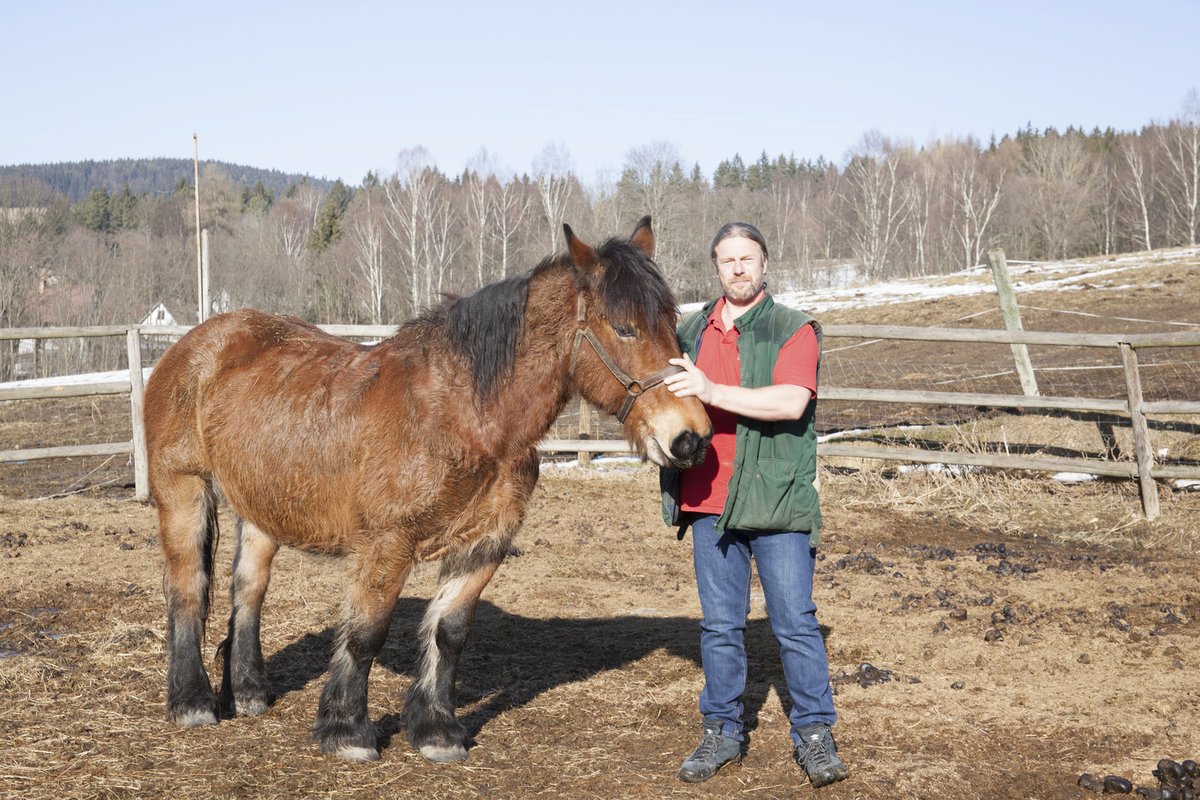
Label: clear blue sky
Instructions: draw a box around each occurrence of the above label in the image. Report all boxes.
[3,0,1197,186]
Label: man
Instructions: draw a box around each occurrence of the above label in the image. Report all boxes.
[660,222,847,789]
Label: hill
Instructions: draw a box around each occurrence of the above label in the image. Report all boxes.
[0,158,335,204]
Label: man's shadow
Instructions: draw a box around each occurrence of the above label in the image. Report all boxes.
[263,598,803,752]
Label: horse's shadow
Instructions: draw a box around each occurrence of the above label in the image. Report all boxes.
[263,598,803,752]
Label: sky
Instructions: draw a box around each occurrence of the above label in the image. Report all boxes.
[3,1,1198,187]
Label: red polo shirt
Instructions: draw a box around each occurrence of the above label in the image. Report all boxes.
[680,297,818,515]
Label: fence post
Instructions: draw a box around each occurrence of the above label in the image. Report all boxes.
[127,328,150,501]
[1119,342,1159,520]
[578,397,591,466]
[987,249,1039,396]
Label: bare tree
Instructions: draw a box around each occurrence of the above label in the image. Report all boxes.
[532,142,576,255]
[461,161,494,290]
[840,133,911,278]
[1155,89,1200,246]
[492,176,532,279]
[269,184,321,290]
[349,188,387,324]
[1021,129,1098,259]
[620,142,690,283]
[902,145,941,276]
[383,147,446,316]
[944,138,1004,269]
[1118,133,1155,250]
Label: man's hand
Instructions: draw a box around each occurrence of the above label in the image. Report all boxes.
[665,353,812,421]
[665,353,714,405]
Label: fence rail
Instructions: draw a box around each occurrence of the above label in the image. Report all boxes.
[3,322,1199,519]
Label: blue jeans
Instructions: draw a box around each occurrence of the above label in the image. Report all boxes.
[690,513,836,747]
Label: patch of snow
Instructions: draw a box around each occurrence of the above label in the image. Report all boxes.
[1051,472,1098,484]
[897,463,978,477]
[0,368,151,390]
[541,455,644,471]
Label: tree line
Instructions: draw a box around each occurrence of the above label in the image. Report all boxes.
[0,158,331,204]
[1,92,1197,331]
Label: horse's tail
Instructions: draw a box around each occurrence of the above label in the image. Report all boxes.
[200,480,221,642]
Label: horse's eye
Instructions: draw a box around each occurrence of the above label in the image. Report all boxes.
[614,325,637,339]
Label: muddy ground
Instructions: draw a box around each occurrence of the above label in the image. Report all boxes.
[2,247,1199,798]
[2,464,1198,800]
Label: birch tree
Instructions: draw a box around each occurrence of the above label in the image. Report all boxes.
[532,142,575,256]
[840,133,911,278]
[1156,90,1200,246]
[1119,133,1155,250]
[383,147,450,315]
[492,176,532,279]
[349,187,386,324]
[945,138,1004,269]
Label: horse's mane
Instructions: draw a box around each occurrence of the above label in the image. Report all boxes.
[591,237,678,335]
[419,237,678,401]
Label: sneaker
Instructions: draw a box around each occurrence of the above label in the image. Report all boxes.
[677,719,742,783]
[794,724,849,788]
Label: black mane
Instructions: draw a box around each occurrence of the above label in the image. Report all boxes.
[592,237,678,336]
[443,272,531,401]
[436,236,677,401]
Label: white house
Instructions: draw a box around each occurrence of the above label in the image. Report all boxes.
[140,302,177,327]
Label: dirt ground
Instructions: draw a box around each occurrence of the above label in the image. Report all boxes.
[2,247,1199,798]
[2,463,1198,800]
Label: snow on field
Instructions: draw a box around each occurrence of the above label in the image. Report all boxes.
[0,368,151,390]
[771,246,1199,315]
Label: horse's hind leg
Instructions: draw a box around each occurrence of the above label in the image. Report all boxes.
[158,475,220,726]
[403,546,504,762]
[219,519,278,717]
[313,536,413,762]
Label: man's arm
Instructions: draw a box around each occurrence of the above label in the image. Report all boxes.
[664,353,811,422]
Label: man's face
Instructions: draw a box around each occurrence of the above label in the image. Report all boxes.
[714,236,767,305]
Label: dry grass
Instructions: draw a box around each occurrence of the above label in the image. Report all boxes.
[2,466,1199,799]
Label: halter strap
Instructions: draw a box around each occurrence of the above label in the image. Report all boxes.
[570,296,684,423]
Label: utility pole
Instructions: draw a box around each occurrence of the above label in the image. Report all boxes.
[193,134,204,323]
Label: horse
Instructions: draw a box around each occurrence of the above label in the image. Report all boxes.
[144,216,712,763]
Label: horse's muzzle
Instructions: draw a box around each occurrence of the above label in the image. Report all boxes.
[669,430,710,469]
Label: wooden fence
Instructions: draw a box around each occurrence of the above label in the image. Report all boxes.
[3,323,1199,520]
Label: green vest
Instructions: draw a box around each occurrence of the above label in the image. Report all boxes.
[660,294,824,545]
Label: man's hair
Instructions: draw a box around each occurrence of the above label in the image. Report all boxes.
[710,222,769,263]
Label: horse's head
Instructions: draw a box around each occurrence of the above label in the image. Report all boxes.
[564,217,712,469]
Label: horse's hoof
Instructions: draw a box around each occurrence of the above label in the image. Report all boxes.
[176,708,218,727]
[234,697,269,717]
[336,746,381,762]
[419,744,468,763]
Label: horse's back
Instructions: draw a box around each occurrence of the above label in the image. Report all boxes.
[145,311,379,539]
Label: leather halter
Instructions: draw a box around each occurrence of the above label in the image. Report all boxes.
[569,296,684,423]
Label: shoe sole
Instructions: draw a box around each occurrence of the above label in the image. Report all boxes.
[809,765,850,788]
[677,755,743,783]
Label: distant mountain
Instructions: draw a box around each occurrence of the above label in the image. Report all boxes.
[0,158,335,204]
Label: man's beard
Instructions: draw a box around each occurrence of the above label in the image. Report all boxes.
[723,276,765,304]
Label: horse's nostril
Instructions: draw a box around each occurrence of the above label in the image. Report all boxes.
[670,431,708,463]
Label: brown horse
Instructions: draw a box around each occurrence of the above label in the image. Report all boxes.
[145,217,711,763]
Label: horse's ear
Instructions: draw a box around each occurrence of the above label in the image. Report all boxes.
[564,223,598,272]
[630,215,655,258]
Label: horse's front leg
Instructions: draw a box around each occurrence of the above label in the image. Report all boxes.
[403,549,503,762]
[219,519,278,717]
[313,536,412,762]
